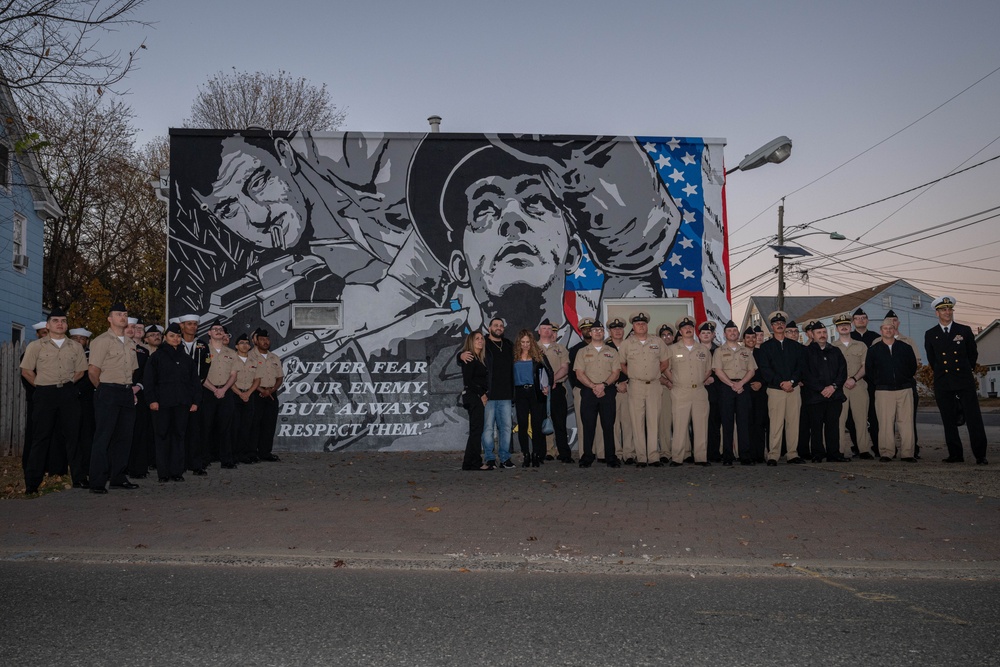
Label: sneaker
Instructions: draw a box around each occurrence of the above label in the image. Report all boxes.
[500,459,515,469]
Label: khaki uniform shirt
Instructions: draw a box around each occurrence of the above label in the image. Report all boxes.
[205,345,238,386]
[88,330,138,384]
[250,349,283,388]
[233,355,261,391]
[837,338,867,379]
[540,341,569,382]
[712,343,757,381]
[20,337,88,386]
[669,342,712,388]
[620,336,669,382]
[573,343,621,385]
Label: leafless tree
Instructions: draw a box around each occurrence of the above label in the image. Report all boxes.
[186,68,347,131]
[21,89,167,327]
[0,1,149,99]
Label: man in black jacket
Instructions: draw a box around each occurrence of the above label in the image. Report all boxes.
[802,322,850,463]
[756,311,806,466]
[866,319,918,462]
[924,296,988,464]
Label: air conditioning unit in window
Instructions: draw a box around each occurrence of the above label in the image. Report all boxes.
[13,254,28,269]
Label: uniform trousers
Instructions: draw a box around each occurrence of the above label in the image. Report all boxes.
[797,402,812,459]
[152,406,189,479]
[874,389,915,459]
[89,384,136,488]
[614,389,634,461]
[670,386,708,463]
[808,401,843,460]
[628,380,661,464]
[706,380,722,461]
[935,386,988,461]
[25,385,82,491]
[128,398,152,476]
[231,392,257,462]
[748,387,769,462]
[718,385,751,463]
[543,384,571,459]
[657,385,673,459]
[184,404,202,471]
[573,388,603,458]
[839,382,872,456]
[256,391,280,459]
[514,385,547,460]
[580,388,616,462]
[766,386,801,462]
[201,389,235,466]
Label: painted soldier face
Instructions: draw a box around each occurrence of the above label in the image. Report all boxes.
[200,140,307,251]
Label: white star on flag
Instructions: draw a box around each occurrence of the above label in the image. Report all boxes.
[669,253,682,266]
[643,142,657,153]
[682,210,696,223]
[658,266,669,279]
[682,183,699,197]
[681,268,695,279]
[655,154,671,169]
[667,138,681,151]
[679,237,694,249]
[681,152,696,165]
[573,266,587,278]
[668,169,685,183]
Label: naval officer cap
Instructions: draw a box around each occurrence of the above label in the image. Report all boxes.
[577,317,595,331]
[833,312,852,326]
[658,324,674,336]
[630,311,650,324]
[676,316,696,331]
[932,295,956,310]
[607,318,625,329]
[768,310,788,324]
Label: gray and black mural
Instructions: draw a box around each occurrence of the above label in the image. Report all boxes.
[168,130,731,451]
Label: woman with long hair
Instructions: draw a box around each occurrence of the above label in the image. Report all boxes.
[513,329,554,467]
[459,331,491,470]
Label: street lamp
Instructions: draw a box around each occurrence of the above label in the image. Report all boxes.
[725,136,793,176]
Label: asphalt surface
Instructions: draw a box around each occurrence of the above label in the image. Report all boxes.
[3,561,998,667]
[2,420,998,579]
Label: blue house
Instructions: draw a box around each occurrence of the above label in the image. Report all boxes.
[0,77,62,343]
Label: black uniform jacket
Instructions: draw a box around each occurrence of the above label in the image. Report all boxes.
[144,343,202,408]
[756,337,805,389]
[924,322,978,391]
[864,339,917,391]
[801,343,847,405]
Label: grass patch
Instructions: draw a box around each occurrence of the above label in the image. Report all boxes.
[1,456,71,500]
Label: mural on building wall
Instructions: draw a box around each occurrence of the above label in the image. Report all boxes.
[168,130,731,451]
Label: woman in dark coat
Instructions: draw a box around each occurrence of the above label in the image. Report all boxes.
[144,323,201,482]
[459,332,491,470]
[513,329,554,468]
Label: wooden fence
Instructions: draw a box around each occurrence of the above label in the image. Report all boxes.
[1,340,27,457]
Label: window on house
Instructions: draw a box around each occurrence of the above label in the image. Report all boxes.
[12,212,27,272]
[881,295,892,309]
[11,323,24,344]
[912,294,921,309]
[291,302,342,329]
[0,143,9,190]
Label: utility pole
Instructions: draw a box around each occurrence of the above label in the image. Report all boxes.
[777,197,785,311]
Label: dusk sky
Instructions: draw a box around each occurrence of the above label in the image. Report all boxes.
[105,0,1000,328]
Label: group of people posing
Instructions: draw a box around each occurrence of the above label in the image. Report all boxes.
[456,296,989,470]
[19,304,285,495]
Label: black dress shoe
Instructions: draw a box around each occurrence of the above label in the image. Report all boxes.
[787,457,805,465]
[740,459,755,466]
[260,454,281,462]
[131,472,148,479]
[73,479,90,489]
[722,460,733,467]
[858,452,874,460]
[221,463,238,469]
[110,481,139,489]
[649,461,663,467]
[880,456,892,462]
[545,455,555,461]
[828,455,851,463]
[624,457,636,465]
[579,459,593,468]
[812,457,824,463]
[90,487,108,494]
[24,487,38,495]
[695,461,711,467]
[557,456,575,464]
[636,462,648,468]
[172,475,185,481]
[901,457,918,463]
[192,468,208,476]
[522,456,531,468]
[607,458,621,468]
[660,456,670,464]
[158,477,170,483]
[683,456,695,464]
[942,456,965,463]
[977,458,989,465]
[766,460,777,467]
[668,461,683,467]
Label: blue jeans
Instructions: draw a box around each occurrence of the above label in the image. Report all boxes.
[481,399,512,463]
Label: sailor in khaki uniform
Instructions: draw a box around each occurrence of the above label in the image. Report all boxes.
[834,312,873,459]
[202,319,239,469]
[568,319,602,459]
[231,333,262,464]
[713,319,757,466]
[657,325,675,463]
[606,318,634,463]
[251,328,284,462]
[538,319,573,462]
[620,312,669,466]
[19,307,89,493]
[87,302,140,493]
[666,317,713,466]
[573,321,622,467]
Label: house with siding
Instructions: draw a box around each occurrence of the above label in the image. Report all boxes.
[975,319,1000,398]
[0,77,61,343]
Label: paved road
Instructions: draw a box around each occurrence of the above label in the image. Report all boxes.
[2,561,996,667]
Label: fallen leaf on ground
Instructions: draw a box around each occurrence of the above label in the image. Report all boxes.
[425,506,441,512]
